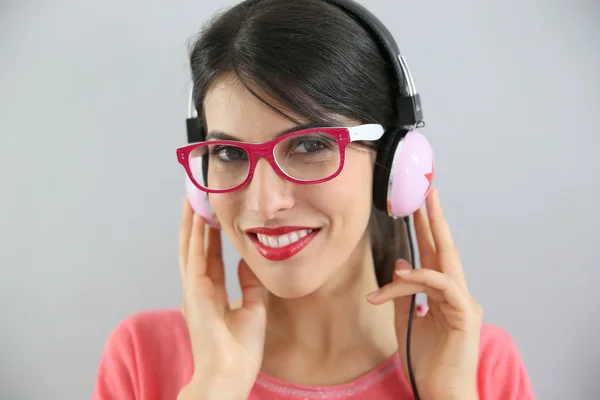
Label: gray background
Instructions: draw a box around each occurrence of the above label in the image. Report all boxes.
[1,0,598,399]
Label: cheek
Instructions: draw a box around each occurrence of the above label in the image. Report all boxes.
[310,153,374,219]
[208,194,242,230]
[338,151,374,202]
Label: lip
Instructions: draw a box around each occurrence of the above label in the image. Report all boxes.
[246,226,316,236]
[246,227,320,261]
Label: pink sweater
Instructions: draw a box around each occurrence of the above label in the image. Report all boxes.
[92,309,534,399]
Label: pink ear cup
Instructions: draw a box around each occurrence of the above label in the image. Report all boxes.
[386,130,434,217]
[185,158,220,229]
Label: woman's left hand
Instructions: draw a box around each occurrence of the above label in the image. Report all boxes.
[367,188,482,400]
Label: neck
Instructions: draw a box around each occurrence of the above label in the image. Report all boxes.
[261,235,398,384]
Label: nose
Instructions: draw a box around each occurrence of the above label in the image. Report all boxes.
[245,158,295,221]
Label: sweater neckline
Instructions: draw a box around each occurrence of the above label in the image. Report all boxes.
[254,352,402,398]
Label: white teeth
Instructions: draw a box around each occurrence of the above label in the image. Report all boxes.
[256,229,314,248]
[278,235,290,247]
[268,237,278,248]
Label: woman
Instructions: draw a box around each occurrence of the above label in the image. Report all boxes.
[93,0,534,399]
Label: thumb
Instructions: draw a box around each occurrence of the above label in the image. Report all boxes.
[238,259,266,315]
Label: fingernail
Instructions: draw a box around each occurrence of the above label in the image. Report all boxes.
[366,289,379,299]
[395,258,410,267]
[395,259,412,276]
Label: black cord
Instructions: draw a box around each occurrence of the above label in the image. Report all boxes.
[403,216,421,400]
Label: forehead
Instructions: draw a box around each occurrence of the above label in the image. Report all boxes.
[203,75,303,142]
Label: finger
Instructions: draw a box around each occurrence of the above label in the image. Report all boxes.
[426,189,467,290]
[413,204,437,271]
[206,227,228,314]
[394,262,431,317]
[238,259,266,316]
[179,198,193,280]
[179,199,192,316]
[187,212,207,282]
[367,278,443,306]
[180,206,225,332]
[377,259,418,315]
[395,268,469,311]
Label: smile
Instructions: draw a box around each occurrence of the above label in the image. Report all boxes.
[256,229,313,247]
[246,226,320,261]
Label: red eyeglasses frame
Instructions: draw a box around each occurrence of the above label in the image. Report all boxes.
[176,124,385,194]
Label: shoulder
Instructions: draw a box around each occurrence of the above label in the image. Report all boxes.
[110,308,189,341]
[476,323,535,399]
[101,308,190,357]
[92,308,192,400]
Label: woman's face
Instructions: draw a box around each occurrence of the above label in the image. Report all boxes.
[203,76,376,298]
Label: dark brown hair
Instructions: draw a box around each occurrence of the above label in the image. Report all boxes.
[188,0,411,286]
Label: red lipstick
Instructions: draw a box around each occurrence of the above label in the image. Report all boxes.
[246,226,319,261]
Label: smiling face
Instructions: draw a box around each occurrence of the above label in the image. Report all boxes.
[203,75,376,298]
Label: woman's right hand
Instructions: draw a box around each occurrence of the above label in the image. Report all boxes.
[177,198,267,400]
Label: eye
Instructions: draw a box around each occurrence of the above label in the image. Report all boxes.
[212,145,247,161]
[294,138,327,153]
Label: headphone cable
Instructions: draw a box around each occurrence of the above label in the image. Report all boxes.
[403,216,421,400]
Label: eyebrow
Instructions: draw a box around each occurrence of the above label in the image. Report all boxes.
[205,123,321,142]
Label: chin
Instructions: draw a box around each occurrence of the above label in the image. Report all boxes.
[259,268,327,299]
[243,250,328,298]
